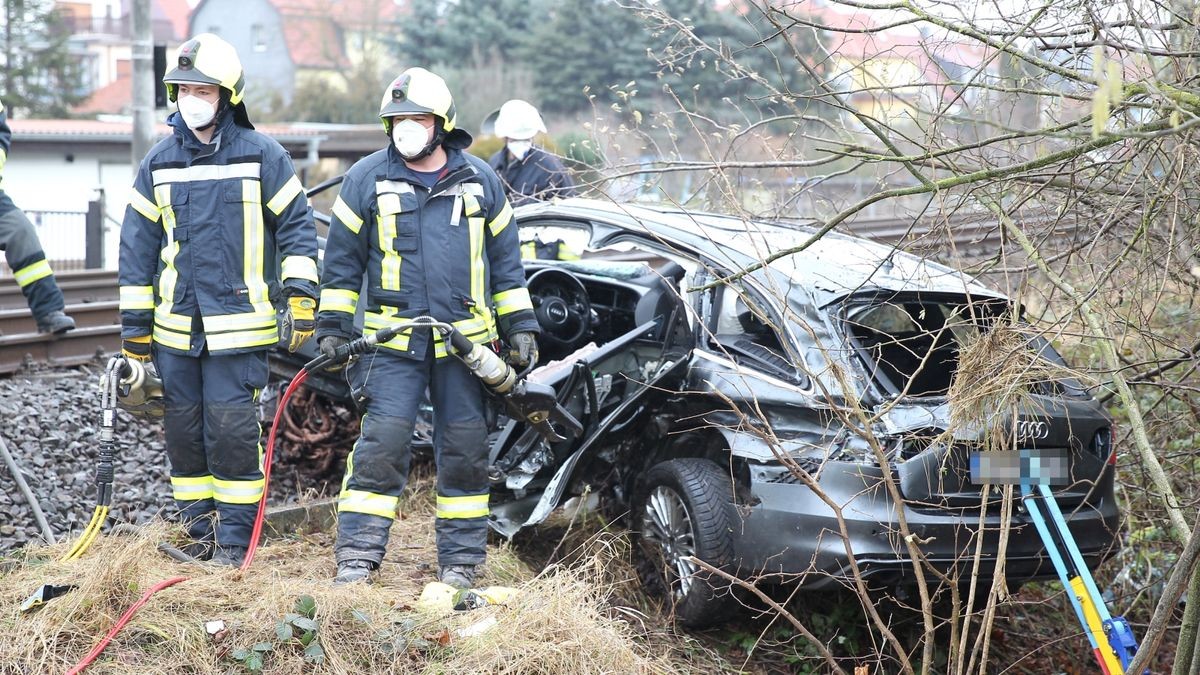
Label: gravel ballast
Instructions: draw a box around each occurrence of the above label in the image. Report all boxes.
[0,363,345,553]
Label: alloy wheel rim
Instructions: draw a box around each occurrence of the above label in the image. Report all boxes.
[641,485,699,601]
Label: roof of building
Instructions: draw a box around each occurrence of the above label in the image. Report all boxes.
[190,0,405,70]
[152,0,193,42]
[74,74,133,117]
[7,117,325,145]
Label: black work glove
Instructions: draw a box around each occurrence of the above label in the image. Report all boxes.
[319,335,350,372]
[507,331,539,370]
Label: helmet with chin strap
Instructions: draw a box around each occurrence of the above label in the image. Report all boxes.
[163,33,246,106]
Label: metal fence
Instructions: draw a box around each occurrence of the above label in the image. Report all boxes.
[0,201,104,277]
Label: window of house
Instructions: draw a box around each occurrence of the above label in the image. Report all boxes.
[252,24,267,52]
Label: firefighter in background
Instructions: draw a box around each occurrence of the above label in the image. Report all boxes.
[118,34,318,566]
[487,99,576,207]
[0,100,76,334]
[317,68,539,587]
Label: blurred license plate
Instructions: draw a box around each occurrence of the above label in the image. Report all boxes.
[969,449,1068,485]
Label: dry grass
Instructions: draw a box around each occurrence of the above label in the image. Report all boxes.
[946,320,1082,451]
[0,482,683,674]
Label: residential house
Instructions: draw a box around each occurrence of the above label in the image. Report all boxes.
[59,0,192,114]
[189,0,406,113]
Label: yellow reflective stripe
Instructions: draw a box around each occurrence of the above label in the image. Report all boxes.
[13,260,53,287]
[281,255,318,283]
[462,193,481,217]
[363,311,412,351]
[213,478,265,505]
[119,285,155,310]
[154,308,192,333]
[171,475,214,501]
[154,184,181,311]
[338,489,399,519]
[469,210,486,317]
[493,287,533,316]
[129,188,160,222]
[266,174,304,215]
[0,147,6,174]
[378,211,401,290]
[242,179,273,319]
[203,310,277,333]
[320,287,359,314]
[152,161,260,184]
[487,202,513,236]
[435,494,489,519]
[206,327,279,351]
[153,325,191,350]
[332,196,363,234]
[520,241,536,259]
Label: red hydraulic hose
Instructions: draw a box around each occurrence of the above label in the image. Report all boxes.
[241,368,308,571]
[67,368,309,673]
[65,576,188,675]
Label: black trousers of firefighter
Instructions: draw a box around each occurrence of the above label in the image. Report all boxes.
[335,341,490,570]
[156,347,269,550]
[0,191,66,319]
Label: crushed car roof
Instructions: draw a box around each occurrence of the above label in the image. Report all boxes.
[518,198,1005,304]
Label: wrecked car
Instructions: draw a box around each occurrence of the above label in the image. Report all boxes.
[273,195,1120,627]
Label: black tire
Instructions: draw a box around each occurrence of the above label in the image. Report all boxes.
[632,458,737,628]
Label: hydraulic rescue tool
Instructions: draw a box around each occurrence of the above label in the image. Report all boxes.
[1021,480,1144,674]
[61,356,163,562]
[61,321,575,672]
[22,356,163,613]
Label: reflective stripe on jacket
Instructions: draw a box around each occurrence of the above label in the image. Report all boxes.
[118,112,318,354]
[317,139,537,359]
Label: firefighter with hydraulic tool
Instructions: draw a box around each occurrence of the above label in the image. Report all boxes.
[0,99,76,334]
[317,67,539,587]
[118,33,319,566]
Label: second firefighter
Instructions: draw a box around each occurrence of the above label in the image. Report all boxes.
[317,68,539,587]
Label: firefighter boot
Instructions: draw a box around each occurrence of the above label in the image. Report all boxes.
[438,564,477,590]
[36,310,75,334]
[334,559,375,585]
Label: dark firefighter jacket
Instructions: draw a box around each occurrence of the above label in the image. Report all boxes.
[317,131,537,360]
[487,146,576,207]
[0,101,11,184]
[119,111,318,355]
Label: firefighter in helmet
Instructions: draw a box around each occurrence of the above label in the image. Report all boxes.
[118,33,319,566]
[317,67,539,587]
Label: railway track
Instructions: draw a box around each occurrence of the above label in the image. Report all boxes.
[0,270,120,375]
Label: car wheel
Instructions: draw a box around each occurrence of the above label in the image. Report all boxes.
[633,458,736,627]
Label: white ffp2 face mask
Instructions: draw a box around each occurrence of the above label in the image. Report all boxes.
[392,119,432,159]
[177,95,217,130]
[507,140,533,160]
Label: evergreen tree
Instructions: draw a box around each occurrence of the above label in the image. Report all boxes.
[2,0,84,117]
[524,0,649,113]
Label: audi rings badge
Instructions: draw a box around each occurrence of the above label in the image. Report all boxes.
[1014,418,1050,441]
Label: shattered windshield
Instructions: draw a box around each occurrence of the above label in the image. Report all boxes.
[844,297,1007,398]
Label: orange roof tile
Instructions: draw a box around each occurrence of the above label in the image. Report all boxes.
[73,74,132,116]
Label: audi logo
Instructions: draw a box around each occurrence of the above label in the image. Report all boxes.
[1014,419,1050,441]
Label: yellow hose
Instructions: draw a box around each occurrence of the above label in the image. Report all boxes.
[60,506,108,562]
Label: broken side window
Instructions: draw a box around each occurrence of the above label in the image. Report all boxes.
[708,284,804,384]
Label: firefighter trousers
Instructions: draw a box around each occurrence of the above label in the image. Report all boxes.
[335,343,490,568]
[155,347,269,549]
[0,191,65,319]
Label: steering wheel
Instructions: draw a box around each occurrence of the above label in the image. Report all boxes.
[527,268,592,349]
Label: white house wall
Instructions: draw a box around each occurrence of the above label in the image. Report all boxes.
[4,147,132,270]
